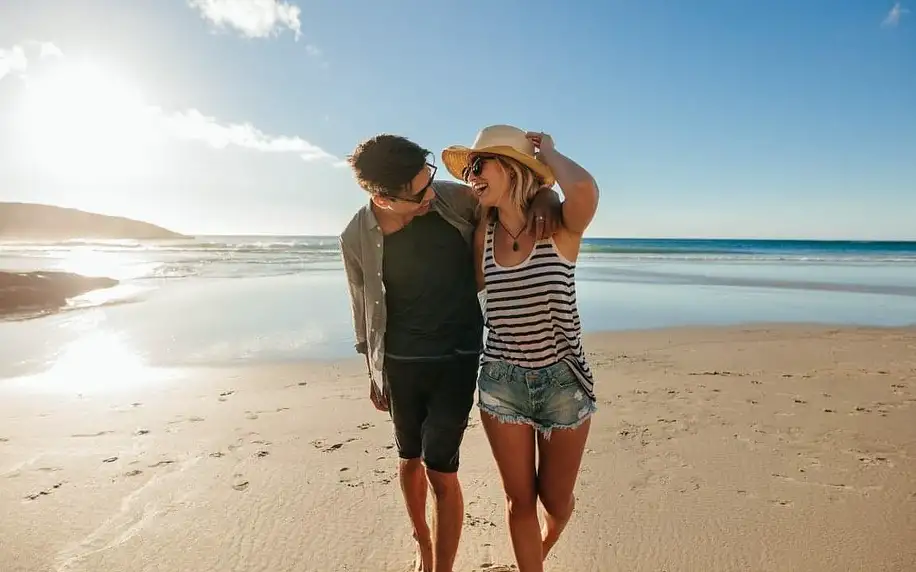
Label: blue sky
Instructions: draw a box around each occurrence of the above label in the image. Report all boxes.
[0,0,913,239]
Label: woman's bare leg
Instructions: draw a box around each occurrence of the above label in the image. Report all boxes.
[536,419,591,559]
[481,412,542,572]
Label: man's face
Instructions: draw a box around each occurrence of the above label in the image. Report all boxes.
[377,163,436,216]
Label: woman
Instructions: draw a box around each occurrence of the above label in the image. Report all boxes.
[441,125,599,571]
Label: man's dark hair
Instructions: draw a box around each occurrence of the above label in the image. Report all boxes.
[347,134,431,196]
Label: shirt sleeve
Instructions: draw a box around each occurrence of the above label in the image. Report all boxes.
[339,235,368,355]
[435,181,480,225]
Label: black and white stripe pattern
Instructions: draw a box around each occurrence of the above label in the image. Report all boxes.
[481,222,595,399]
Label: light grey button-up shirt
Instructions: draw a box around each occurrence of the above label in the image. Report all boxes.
[339,181,479,391]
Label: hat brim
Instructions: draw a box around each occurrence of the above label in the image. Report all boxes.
[441,145,556,188]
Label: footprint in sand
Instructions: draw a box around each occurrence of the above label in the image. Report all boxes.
[689,370,747,377]
[72,431,114,438]
[315,437,358,453]
[148,460,175,468]
[125,469,143,477]
[859,455,893,467]
[134,429,150,436]
[102,456,118,463]
[0,437,8,442]
[770,499,793,508]
[168,416,205,425]
[25,482,64,501]
[357,423,374,430]
[478,564,518,571]
[232,480,249,492]
[465,514,497,528]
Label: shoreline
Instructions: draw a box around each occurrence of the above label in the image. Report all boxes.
[2,323,915,571]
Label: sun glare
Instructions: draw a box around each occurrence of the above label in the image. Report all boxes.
[15,61,160,180]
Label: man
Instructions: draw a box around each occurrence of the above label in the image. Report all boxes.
[339,134,558,572]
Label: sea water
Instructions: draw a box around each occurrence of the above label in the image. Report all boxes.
[2,236,915,382]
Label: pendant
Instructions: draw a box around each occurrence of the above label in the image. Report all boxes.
[512,241,519,252]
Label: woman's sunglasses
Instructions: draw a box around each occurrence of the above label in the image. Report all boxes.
[462,155,492,182]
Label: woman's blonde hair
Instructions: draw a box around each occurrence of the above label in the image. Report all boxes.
[482,154,543,222]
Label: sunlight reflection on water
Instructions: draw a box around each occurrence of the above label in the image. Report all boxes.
[54,248,159,281]
[8,317,179,394]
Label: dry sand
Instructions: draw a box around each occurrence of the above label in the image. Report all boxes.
[1,325,914,572]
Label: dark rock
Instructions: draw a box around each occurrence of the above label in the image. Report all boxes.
[0,271,118,316]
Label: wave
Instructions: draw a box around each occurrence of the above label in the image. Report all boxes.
[4,236,915,255]
[578,266,916,298]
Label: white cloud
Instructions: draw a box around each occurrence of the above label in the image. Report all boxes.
[0,42,64,82]
[39,42,64,59]
[883,2,909,27]
[3,41,341,167]
[0,45,28,81]
[190,0,302,39]
[162,108,338,163]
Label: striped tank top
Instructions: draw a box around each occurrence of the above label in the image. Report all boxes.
[480,221,595,400]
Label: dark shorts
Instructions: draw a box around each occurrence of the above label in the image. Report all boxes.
[383,354,478,473]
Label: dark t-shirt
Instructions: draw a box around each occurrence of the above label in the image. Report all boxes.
[382,211,483,359]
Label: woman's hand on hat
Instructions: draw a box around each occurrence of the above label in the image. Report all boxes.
[526,131,555,158]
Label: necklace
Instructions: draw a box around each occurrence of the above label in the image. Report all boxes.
[498,220,524,252]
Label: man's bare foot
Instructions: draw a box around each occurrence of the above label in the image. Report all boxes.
[413,534,433,571]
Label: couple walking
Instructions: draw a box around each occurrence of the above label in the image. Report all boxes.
[339,124,600,572]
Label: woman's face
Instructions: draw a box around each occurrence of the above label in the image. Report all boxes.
[465,155,511,208]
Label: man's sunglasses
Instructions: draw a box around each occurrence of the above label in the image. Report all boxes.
[385,163,437,204]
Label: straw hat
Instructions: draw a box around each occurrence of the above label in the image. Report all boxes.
[441,125,555,188]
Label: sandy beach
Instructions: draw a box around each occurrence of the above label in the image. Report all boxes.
[1,324,914,572]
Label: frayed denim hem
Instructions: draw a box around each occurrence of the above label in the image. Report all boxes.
[477,401,597,441]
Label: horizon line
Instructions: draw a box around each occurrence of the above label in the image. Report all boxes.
[183,234,916,243]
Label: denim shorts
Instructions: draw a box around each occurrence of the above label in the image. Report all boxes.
[477,359,597,438]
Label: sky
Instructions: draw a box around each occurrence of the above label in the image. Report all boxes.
[0,0,913,240]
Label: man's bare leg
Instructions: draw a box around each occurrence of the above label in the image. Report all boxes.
[426,469,464,572]
[400,458,433,571]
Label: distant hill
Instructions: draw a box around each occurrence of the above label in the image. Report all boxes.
[0,202,186,240]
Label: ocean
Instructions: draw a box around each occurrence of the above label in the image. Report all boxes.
[2,236,916,384]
